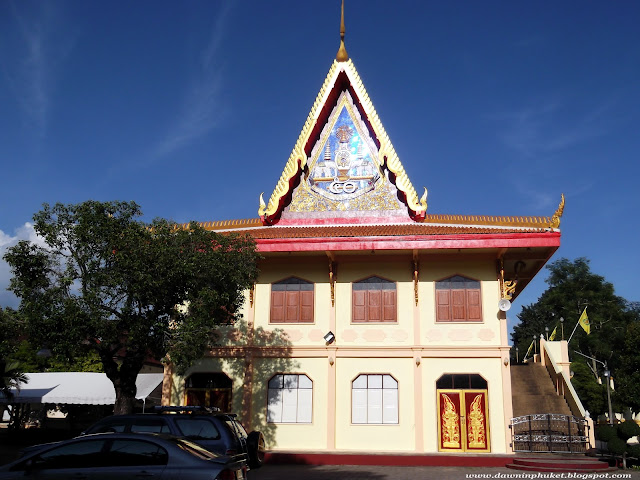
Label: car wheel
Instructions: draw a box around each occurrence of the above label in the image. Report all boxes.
[246,431,265,469]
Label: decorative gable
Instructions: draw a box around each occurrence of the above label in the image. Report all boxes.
[258,58,427,226]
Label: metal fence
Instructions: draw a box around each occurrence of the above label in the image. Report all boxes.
[510,414,590,453]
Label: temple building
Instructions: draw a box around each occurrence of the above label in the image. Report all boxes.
[162,4,565,456]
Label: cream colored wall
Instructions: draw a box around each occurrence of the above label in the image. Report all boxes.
[170,357,247,414]
[334,357,415,451]
[336,260,414,347]
[251,357,329,451]
[253,258,332,346]
[421,357,508,453]
[252,256,502,349]
[420,259,502,347]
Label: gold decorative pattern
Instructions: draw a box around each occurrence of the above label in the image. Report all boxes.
[289,177,401,212]
[467,394,487,448]
[259,59,427,222]
[191,212,559,232]
[413,259,419,306]
[329,261,336,307]
[497,259,517,301]
[549,193,565,229]
[422,214,554,228]
[441,394,461,448]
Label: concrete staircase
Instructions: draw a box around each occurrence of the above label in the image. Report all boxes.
[511,363,572,417]
[506,455,613,472]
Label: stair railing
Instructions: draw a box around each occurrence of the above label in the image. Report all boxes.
[510,414,590,453]
[541,340,585,418]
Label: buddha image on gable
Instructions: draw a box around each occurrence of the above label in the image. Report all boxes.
[309,108,379,200]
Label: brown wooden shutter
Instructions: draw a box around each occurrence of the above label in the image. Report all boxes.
[285,291,300,323]
[368,290,381,322]
[383,290,396,322]
[436,289,451,322]
[300,290,314,323]
[353,290,366,322]
[271,291,285,323]
[466,289,482,321]
[452,289,466,320]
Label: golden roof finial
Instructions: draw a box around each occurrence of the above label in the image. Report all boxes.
[550,193,565,229]
[336,0,349,62]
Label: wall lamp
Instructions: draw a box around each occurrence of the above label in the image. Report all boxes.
[324,331,336,345]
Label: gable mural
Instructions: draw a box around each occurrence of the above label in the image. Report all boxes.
[287,92,402,214]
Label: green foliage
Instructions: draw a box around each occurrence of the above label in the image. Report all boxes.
[3,200,260,413]
[595,424,617,442]
[628,444,640,460]
[570,361,607,417]
[607,436,628,456]
[511,257,638,417]
[617,421,640,440]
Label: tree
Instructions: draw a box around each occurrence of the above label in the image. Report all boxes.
[511,257,637,417]
[4,201,260,414]
[0,308,27,402]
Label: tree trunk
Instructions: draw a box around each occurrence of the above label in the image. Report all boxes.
[101,349,144,415]
[113,387,136,415]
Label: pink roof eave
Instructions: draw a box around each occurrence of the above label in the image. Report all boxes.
[254,231,561,253]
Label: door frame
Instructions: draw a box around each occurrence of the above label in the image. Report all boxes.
[437,388,490,452]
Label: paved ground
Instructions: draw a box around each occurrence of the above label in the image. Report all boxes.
[251,464,640,479]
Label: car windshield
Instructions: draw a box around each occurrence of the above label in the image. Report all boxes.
[173,438,221,460]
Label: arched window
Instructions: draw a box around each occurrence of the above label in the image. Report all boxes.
[184,373,232,411]
[352,374,398,424]
[352,276,396,323]
[270,277,314,324]
[435,275,482,322]
[267,374,313,423]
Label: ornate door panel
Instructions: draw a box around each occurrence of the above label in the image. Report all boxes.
[463,391,489,452]
[437,389,490,452]
[438,390,463,451]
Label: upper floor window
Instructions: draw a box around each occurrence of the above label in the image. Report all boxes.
[352,374,399,424]
[435,275,482,322]
[352,276,396,323]
[267,374,313,423]
[270,277,314,323]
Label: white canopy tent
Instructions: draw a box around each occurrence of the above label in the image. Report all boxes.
[1,372,164,406]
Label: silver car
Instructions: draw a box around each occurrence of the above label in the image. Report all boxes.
[0,432,247,479]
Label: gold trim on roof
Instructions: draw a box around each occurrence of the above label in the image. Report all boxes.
[259,61,340,220]
[549,193,565,229]
[259,59,427,222]
[422,214,554,228]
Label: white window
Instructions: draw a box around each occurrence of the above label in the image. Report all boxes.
[267,374,313,423]
[352,374,398,424]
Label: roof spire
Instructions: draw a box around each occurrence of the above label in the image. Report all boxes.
[336,0,349,62]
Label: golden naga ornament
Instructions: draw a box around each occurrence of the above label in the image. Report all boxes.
[467,394,487,448]
[441,394,461,448]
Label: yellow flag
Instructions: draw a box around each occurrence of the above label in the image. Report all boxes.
[578,307,590,335]
[525,339,534,357]
[549,326,558,341]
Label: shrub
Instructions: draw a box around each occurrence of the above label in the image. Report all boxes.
[618,421,640,440]
[607,437,628,455]
[596,424,617,442]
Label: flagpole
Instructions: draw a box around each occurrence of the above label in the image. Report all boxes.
[567,319,581,344]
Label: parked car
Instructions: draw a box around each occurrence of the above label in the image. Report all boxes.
[0,432,247,479]
[82,406,265,469]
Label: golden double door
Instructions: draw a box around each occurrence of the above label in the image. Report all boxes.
[437,389,490,452]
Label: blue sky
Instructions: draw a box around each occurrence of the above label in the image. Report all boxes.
[1,0,639,334]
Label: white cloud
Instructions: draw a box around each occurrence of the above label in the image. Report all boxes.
[490,99,614,159]
[0,223,45,308]
[153,3,233,158]
[1,2,72,139]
